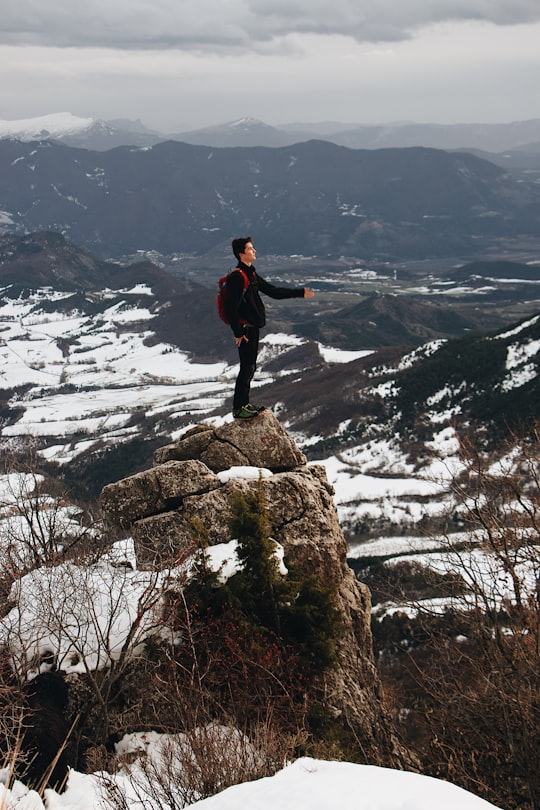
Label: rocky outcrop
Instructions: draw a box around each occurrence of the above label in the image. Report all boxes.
[99,410,413,768]
[153,416,307,472]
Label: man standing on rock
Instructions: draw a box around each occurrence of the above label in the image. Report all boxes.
[225,237,314,419]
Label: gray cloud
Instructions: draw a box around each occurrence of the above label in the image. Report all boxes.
[3,0,540,50]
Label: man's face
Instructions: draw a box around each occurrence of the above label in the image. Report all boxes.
[240,242,256,265]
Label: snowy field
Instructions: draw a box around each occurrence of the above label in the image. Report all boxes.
[320,427,463,535]
[0,278,376,468]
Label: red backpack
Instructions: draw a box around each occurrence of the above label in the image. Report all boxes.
[217,267,250,325]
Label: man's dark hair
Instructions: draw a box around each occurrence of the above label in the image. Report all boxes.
[232,236,252,261]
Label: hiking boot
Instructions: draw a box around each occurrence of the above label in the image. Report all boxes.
[233,405,259,419]
[246,403,266,412]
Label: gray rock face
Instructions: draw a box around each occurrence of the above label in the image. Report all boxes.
[98,410,413,767]
[154,411,306,472]
[99,459,221,530]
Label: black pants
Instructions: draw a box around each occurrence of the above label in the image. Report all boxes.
[233,326,259,410]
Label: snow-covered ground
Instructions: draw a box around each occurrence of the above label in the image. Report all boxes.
[0,286,230,457]
[0,522,285,682]
[0,755,502,810]
[321,427,463,533]
[0,282,376,466]
[186,757,501,810]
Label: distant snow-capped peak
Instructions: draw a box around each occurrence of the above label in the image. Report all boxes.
[0,112,96,140]
[226,117,272,129]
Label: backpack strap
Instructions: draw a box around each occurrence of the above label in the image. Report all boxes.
[234,267,250,289]
[238,268,249,325]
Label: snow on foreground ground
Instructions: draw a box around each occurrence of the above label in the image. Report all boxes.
[0,464,510,810]
[0,757,502,810]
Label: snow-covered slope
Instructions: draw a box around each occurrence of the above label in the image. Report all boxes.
[0,112,95,141]
[0,112,160,149]
[0,282,232,461]
[0,280,333,463]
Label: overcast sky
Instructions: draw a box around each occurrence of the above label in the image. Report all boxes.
[2,0,540,132]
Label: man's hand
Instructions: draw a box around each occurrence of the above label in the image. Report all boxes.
[235,334,249,346]
[304,288,315,298]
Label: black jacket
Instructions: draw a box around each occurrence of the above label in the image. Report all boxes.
[224,262,305,338]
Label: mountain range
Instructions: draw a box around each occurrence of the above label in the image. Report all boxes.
[1,135,539,262]
[2,112,540,155]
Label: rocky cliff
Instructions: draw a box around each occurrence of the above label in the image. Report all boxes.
[99,410,411,767]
